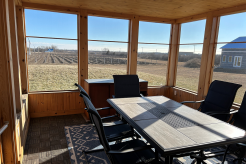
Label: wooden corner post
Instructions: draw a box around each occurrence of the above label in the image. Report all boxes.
[166,23,181,86]
[0,0,18,163]
[78,9,88,88]
[127,15,139,75]
[197,13,220,99]
[16,6,28,94]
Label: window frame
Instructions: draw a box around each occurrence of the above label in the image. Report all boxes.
[24,8,79,92]
[233,56,242,67]
[228,56,232,62]
[222,55,226,62]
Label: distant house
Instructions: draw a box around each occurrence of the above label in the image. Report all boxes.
[219,37,246,70]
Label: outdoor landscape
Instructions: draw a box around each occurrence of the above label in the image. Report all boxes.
[28,49,245,104]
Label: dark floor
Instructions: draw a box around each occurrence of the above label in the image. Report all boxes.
[22,114,86,164]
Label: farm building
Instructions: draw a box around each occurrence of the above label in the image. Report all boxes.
[1,0,246,164]
[219,36,246,71]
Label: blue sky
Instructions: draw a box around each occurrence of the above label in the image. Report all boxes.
[25,9,246,53]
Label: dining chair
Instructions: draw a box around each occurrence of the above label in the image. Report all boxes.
[82,94,163,164]
[181,80,242,122]
[220,91,246,164]
[75,83,140,153]
[190,92,246,164]
[113,75,144,98]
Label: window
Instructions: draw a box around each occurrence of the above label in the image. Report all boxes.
[233,56,242,67]
[222,55,226,62]
[228,56,232,62]
[213,12,246,104]
[137,21,171,86]
[88,16,129,79]
[177,19,206,92]
[25,9,78,91]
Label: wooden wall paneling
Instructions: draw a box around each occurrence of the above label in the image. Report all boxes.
[166,23,181,87]
[22,2,79,14]
[16,6,28,94]
[28,92,83,118]
[88,9,134,20]
[79,9,88,88]
[139,16,175,24]
[147,86,169,97]
[175,12,208,24]
[14,0,22,6]
[0,0,18,163]
[127,15,139,75]
[212,4,246,17]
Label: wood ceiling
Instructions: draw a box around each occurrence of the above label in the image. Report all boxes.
[20,0,246,19]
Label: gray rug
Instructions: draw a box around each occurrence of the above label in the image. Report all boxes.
[65,124,245,164]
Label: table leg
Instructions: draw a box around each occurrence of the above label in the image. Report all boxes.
[165,156,173,164]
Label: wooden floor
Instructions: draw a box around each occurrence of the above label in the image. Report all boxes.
[22,114,86,164]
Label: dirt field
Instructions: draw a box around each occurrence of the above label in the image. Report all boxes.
[28,62,245,103]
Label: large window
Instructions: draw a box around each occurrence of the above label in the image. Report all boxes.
[88,16,129,79]
[137,21,171,86]
[213,12,246,103]
[177,20,206,92]
[25,9,78,91]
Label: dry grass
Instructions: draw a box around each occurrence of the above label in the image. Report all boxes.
[28,63,245,103]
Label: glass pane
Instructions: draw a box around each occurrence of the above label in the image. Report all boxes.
[27,38,78,91]
[88,16,129,42]
[176,45,203,92]
[180,20,206,44]
[88,41,128,79]
[137,44,169,86]
[138,21,171,44]
[217,12,246,43]
[25,9,77,39]
[213,43,246,103]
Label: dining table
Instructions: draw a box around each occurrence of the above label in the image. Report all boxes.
[107,96,246,163]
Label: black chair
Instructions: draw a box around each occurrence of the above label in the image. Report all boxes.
[190,92,246,164]
[220,91,246,164]
[113,75,144,98]
[75,83,139,143]
[181,80,242,122]
[82,94,163,164]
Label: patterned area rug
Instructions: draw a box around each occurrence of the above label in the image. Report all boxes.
[65,124,245,164]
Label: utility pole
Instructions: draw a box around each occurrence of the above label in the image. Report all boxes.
[28,38,31,55]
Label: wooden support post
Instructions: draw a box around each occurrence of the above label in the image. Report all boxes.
[78,9,88,88]
[16,6,28,94]
[197,14,220,99]
[9,0,22,113]
[0,0,18,163]
[127,16,139,75]
[166,23,181,86]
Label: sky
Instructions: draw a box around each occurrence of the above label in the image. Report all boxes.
[25,9,246,53]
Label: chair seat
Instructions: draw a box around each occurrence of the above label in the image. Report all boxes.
[109,140,162,164]
[104,124,135,142]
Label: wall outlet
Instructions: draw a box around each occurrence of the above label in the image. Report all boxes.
[174,90,177,95]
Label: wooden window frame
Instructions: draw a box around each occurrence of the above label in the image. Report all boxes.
[24,8,79,92]
[137,20,172,87]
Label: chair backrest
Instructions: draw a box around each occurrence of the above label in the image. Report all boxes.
[113,75,141,98]
[82,95,111,151]
[233,92,246,130]
[74,83,91,100]
[201,80,242,121]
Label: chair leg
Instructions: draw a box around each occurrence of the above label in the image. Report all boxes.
[222,145,231,164]
[84,147,104,154]
[165,156,173,164]
[83,151,89,164]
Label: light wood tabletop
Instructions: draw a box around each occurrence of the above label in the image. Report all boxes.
[107,96,246,156]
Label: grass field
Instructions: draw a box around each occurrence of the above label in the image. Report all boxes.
[28,63,245,103]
